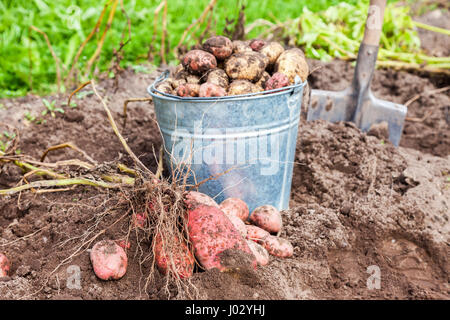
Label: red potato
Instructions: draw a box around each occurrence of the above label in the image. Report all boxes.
[153,234,195,279]
[262,235,293,258]
[176,83,201,97]
[187,204,256,271]
[219,197,249,221]
[224,213,247,238]
[245,225,270,244]
[265,72,290,91]
[116,240,131,250]
[181,50,217,75]
[0,253,10,277]
[203,36,233,60]
[133,212,147,229]
[249,204,282,234]
[199,83,226,97]
[184,191,219,209]
[90,240,127,280]
[249,39,266,51]
[246,240,270,266]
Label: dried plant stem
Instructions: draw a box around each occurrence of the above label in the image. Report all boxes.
[148,0,166,60]
[122,97,152,127]
[91,80,154,177]
[413,20,450,36]
[404,85,450,108]
[376,61,450,75]
[29,25,62,93]
[65,0,113,86]
[0,178,122,195]
[67,80,92,106]
[40,142,98,165]
[161,0,168,64]
[85,0,119,77]
[174,0,217,56]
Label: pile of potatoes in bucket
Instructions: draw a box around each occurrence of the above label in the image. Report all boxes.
[89,191,293,281]
[155,36,309,97]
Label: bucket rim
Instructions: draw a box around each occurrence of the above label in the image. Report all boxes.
[147,70,307,103]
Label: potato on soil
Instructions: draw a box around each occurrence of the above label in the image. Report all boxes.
[203,36,233,60]
[182,49,217,75]
[184,191,219,209]
[219,197,249,221]
[232,40,253,54]
[255,71,270,89]
[176,83,201,97]
[90,240,127,280]
[246,225,270,243]
[246,240,270,266]
[0,253,10,277]
[225,52,267,82]
[224,213,247,238]
[259,42,285,65]
[228,80,261,96]
[205,68,229,88]
[265,72,290,91]
[187,204,256,271]
[262,235,293,258]
[249,39,266,51]
[249,204,282,234]
[199,82,226,97]
[133,212,147,229]
[153,234,195,279]
[275,48,309,83]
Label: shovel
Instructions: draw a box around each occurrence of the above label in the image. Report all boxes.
[307,0,407,146]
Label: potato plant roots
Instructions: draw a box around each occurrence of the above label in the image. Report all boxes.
[0,80,202,299]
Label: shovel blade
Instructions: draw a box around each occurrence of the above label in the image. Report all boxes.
[307,89,407,146]
[307,88,356,123]
[353,92,407,147]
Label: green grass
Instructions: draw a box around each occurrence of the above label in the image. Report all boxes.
[0,0,360,98]
[1,0,446,99]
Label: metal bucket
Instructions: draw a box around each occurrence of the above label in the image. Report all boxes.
[148,71,306,214]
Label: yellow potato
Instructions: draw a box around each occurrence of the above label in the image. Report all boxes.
[259,42,285,65]
[225,52,267,82]
[274,48,309,83]
[228,80,262,96]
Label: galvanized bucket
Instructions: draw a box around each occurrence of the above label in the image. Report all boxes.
[148,70,306,214]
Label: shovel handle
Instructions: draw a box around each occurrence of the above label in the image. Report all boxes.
[362,0,386,46]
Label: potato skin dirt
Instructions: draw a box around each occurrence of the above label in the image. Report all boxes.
[90,240,127,281]
[249,205,282,234]
[182,50,217,75]
[187,204,256,271]
[153,234,194,279]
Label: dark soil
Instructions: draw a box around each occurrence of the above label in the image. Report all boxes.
[0,15,449,299]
